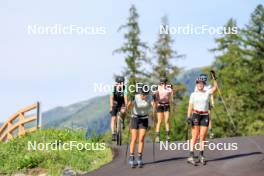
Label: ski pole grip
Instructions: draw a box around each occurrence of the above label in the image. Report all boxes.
[210,70,217,80]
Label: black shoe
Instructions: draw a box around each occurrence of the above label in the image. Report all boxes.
[112,133,117,141]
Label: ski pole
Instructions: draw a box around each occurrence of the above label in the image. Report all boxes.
[170,100,177,141]
[185,122,189,141]
[124,111,131,164]
[210,71,236,130]
[152,109,156,162]
[216,86,236,130]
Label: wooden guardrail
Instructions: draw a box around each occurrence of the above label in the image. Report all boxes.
[0,102,40,142]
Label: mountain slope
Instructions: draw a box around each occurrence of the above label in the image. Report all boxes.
[42,96,110,134]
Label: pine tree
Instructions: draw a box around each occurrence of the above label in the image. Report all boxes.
[241,4,264,135]
[209,18,247,136]
[151,16,183,83]
[209,5,264,136]
[114,5,148,98]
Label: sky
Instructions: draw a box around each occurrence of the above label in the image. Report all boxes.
[0,0,262,122]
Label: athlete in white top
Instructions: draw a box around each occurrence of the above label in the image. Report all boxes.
[187,71,218,165]
[194,79,215,138]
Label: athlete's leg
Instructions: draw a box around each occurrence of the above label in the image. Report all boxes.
[188,125,200,165]
[164,111,170,131]
[164,110,170,141]
[199,125,208,164]
[138,128,146,154]
[130,129,138,154]
[199,126,208,151]
[155,111,163,142]
[190,126,200,152]
[111,116,116,134]
[155,112,163,132]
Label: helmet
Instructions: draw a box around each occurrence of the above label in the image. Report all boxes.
[138,84,150,95]
[199,74,208,82]
[160,77,168,84]
[115,76,125,83]
[196,76,206,84]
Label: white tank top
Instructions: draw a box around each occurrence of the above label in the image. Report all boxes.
[189,89,212,111]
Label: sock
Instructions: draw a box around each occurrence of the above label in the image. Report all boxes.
[138,153,142,160]
[189,151,194,157]
[200,150,204,157]
[130,153,134,160]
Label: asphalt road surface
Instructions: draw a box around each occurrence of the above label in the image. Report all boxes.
[86,136,264,176]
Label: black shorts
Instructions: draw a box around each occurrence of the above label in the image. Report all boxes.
[191,113,209,127]
[110,103,125,116]
[131,117,148,130]
[157,104,170,112]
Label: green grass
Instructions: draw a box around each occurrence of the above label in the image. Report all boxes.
[0,129,112,175]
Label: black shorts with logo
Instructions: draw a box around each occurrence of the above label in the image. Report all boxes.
[157,103,170,112]
[130,115,149,130]
[191,113,209,127]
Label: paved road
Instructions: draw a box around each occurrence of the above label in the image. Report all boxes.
[87,136,264,176]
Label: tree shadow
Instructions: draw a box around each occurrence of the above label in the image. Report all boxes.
[208,152,263,162]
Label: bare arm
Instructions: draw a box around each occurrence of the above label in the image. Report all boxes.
[124,96,128,108]
[210,94,215,107]
[109,96,114,111]
[210,79,218,95]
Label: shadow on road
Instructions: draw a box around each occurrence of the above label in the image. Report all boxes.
[208,152,263,162]
[143,152,263,165]
[145,156,187,165]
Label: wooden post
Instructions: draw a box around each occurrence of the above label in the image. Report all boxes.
[7,121,13,140]
[36,102,41,129]
[19,113,25,136]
